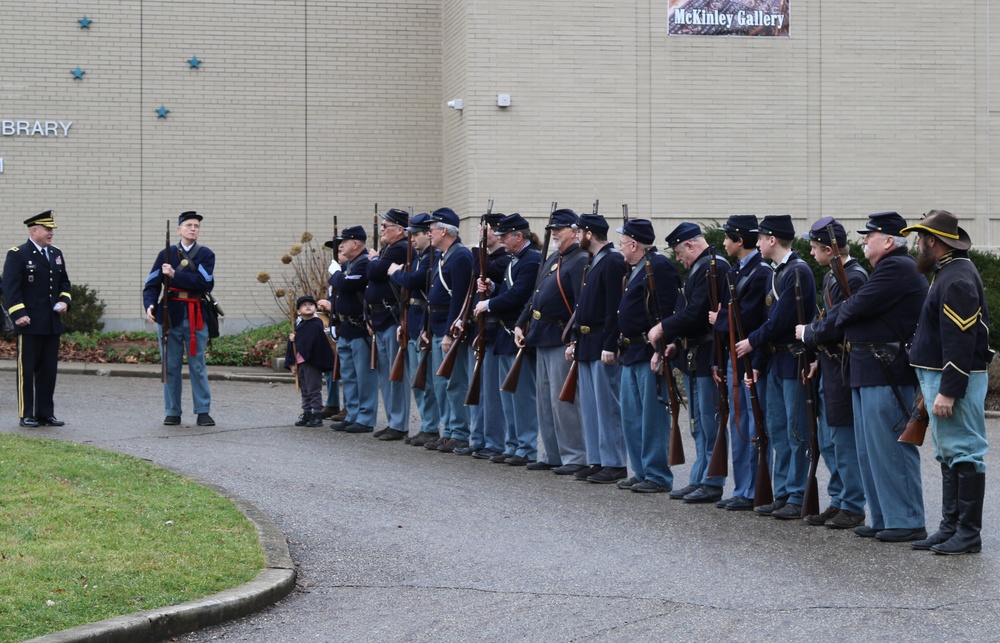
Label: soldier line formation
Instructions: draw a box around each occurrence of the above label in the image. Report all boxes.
[5,206,990,557]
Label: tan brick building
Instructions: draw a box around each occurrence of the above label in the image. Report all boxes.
[0,1,995,330]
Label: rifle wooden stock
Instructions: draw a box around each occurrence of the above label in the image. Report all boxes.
[898,392,929,446]
[558,359,578,403]
[412,343,430,390]
[665,365,685,466]
[390,231,413,383]
[389,345,406,382]
[500,347,525,392]
[465,200,492,405]
[436,336,463,379]
[465,350,484,405]
[727,272,773,508]
[795,270,821,518]
[827,223,852,299]
[330,216,341,382]
[332,348,341,381]
[160,220,172,384]
[369,329,378,371]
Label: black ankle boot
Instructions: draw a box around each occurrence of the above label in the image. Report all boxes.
[295,412,312,427]
[912,462,959,550]
[932,462,984,555]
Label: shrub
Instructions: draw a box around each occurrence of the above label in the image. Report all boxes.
[62,283,106,334]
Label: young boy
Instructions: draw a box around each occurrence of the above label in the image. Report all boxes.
[286,295,336,427]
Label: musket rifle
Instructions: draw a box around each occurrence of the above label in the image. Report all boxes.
[642,246,685,466]
[558,199,599,404]
[796,268,821,518]
[706,247,730,477]
[465,199,493,404]
[389,225,413,382]
[501,201,557,393]
[330,215,341,381]
[368,203,379,371]
[727,271,773,508]
[160,220,172,384]
[412,242,434,391]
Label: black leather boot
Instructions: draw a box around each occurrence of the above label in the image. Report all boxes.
[932,462,984,555]
[912,462,958,550]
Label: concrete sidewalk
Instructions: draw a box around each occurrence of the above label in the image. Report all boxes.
[0,359,296,384]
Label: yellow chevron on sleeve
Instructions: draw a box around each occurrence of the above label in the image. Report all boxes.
[943,304,979,332]
[60,292,72,300]
[8,303,25,313]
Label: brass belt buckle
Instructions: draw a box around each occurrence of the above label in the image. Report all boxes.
[532,310,542,320]
[580,325,591,334]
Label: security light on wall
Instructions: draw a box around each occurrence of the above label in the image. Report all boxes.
[447,99,463,110]
[497,94,511,107]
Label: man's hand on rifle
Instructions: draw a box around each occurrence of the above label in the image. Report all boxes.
[707,304,720,326]
[513,326,525,348]
[712,365,724,385]
[564,344,574,363]
[735,338,752,358]
[650,351,661,373]
[441,334,453,353]
[794,323,806,341]
[396,326,404,344]
[477,277,493,294]
[161,263,175,278]
[450,319,464,338]
[146,305,156,323]
[387,262,403,276]
[473,299,489,317]
[647,322,663,346]
[601,350,616,367]
[744,369,759,388]
[803,360,818,383]
[664,342,678,359]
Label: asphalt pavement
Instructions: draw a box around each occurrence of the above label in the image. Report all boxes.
[4,362,1000,642]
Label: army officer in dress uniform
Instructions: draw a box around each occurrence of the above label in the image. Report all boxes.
[3,211,72,427]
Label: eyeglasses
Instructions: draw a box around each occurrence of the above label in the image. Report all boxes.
[619,239,637,249]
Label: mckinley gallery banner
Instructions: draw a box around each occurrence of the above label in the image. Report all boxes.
[669,0,789,37]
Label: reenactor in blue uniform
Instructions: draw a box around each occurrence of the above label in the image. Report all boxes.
[565,213,629,483]
[477,214,542,466]
[424,207,474,452]
[710,215,772,510]
[795,217,868,529]
[4,211,72,427]
[143,210,216,427]
[905,210,991,554]
[734,215,816,520]
[835,212,927,542]
[515,209,588,474]
[366,208,411,440]
[389,213,442,445]
[615,219,682,493]
[649,223,729,503]
[458,211,512,457]
[328,226,378,433]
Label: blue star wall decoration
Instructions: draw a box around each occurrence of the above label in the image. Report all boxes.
[79,16,92,29]
[156,105,170,118]
[72,67,86,79]
[188,56,202,69]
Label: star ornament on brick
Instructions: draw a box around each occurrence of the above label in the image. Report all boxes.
[79,16,92,29]
[72,67,85,80]
[156,105,170,119]
[187,56,202,69]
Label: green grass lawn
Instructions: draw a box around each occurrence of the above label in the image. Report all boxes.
[0,435,265,642]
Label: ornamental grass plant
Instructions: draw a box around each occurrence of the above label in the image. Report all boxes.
[0,435,264,642]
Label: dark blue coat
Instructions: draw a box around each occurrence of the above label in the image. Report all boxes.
[835,247,927,388]
[365,239,408,331]
[713,250,772,378]
[909,252,993,398]
[746,250,817,379]
[660,247,729,377]
[142,243,215,328]
[488,241,541,356]
[5,241,73,335]
[285,316,335,371]
[573,244,627,362]
[802,259,868,426]
[617,250,681,366]
[518,243,587,348]
[427,241,473,337]
[330,250,369,341]
[390,246,438,342]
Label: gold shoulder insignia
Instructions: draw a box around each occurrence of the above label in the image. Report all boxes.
[9,246,19,252]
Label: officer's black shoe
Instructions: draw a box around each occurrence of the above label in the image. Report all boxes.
[505,455,531,466]
[38,416,65,427]
[305,415,324,428]
[329,420,352,431]
[196,413,216,426]
[552,464,587,475]
[753,498,787,516]
[163,416,181,426]
[344,423,373,433]
[526,461,557,471]
[588,467,627,484]
[573,465,602,480]
[378,429,407,442]
[295,413,311,427]
[726,497,755,511]
[20,417,39,427]
[771,503,802,520]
